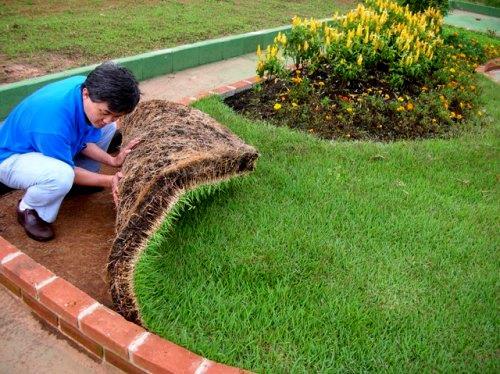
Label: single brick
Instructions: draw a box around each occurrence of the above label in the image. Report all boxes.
[245,76,261,84]
[60,319,104,359]
[3,254,54,297]
[196,91,212,100]
[0,236,18,262]
[205,363,248,374]
[213,86,231,95]
[231,80,252,91]
[22,292,59,327]
[39,277,96,327]
[80,307,145,359]
[177,97,195,106]
[105,350,146,374]
[131,333,203,374]
[0,272,22,297]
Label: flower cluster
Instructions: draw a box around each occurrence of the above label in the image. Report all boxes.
[257,0,444,87]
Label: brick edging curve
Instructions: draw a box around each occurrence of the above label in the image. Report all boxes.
[0,76,258,374]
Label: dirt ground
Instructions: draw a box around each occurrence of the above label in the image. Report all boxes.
[0,169,117,308]
[0,52,83,84]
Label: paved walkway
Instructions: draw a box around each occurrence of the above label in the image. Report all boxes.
[0,287,120,374]
[139,53,258,101]
[445,9,500,35]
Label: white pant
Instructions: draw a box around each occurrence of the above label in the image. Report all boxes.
[0,123,116,223]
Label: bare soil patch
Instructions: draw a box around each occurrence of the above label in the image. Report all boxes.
[0,166,118,307]
[0,53,83,84]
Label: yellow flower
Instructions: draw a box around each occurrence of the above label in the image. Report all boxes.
[291,76,302,84]
[292,102,298,108]
[449,111,456,118]
[449,68,456,73]
[256,45,262,57]
[274,103,282,110]
[406,102,414,111]
[396,106,405,112]
[384,94,390,100]
[356,24,363,37]
[357,54,363,66]
[398,97,404,102]
[318,81,325,86]
[346,107,354,114]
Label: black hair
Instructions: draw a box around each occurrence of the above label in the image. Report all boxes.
[82,62,140,114]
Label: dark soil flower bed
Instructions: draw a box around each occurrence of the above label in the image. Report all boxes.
[225,74,458,141]
[226,1,499,142]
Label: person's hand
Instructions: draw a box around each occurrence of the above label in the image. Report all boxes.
[112,138,141,167]
[111,171,124,206]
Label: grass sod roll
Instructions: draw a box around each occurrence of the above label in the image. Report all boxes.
[107,100,259,323]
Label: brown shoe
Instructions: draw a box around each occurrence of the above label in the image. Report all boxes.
[16,201,54,242]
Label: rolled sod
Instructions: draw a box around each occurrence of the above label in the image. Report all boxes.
[107,100,259,323]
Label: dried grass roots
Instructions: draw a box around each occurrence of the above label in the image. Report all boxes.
[107,100,259,323]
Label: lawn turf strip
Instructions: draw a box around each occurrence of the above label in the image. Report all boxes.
[133,74,499,372]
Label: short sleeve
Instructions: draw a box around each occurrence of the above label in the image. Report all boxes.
[31,132,75,167]
[84,127,102,144]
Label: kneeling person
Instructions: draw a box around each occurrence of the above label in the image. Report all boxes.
[0,62,141,241]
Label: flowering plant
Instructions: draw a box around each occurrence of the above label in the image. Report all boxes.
[258,0,444,87]
[242,0,498,141]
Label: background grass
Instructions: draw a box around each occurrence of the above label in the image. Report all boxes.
[466,0,500,7]
[134,73,499,372]
[0,0,357,73]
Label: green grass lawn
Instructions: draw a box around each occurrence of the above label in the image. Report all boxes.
[134,74,499,372]
[0,0,357,80]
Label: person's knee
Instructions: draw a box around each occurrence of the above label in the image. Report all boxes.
[47,164,75,195]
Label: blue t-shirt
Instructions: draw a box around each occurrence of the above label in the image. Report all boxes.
[0,76,101,167]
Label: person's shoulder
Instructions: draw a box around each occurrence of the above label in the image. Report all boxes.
[37,75,86,96]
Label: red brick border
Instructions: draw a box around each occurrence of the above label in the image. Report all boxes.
[175,76,260,106]
[0,235,248,373]
[0,76,258,374]
[475,57,500,82]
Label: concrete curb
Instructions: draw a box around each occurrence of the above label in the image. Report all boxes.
[450,1,500,17]
[0,75,260,374]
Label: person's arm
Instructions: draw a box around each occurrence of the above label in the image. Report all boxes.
[80,138,142,167]
[74,167,123,205]
[74,166,113,187]
[80,143,115,166]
